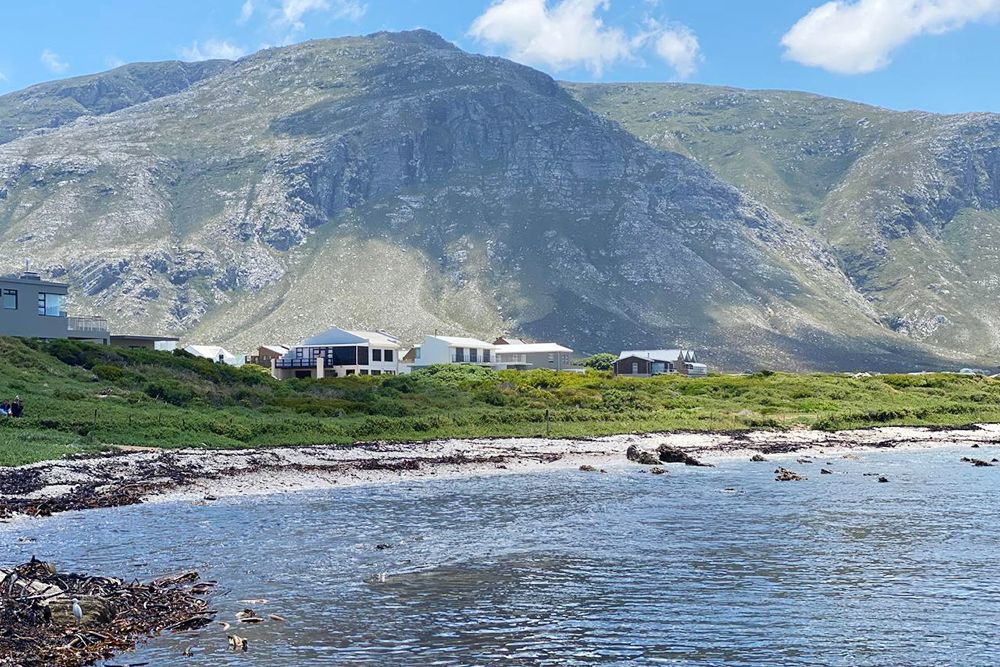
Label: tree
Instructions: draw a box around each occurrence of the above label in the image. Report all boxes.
[580,353,616,372]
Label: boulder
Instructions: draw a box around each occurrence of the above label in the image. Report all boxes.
[657,444,713,467]
[650,467,666,475]
[750,453,767,462]
[579,464,598,472]
[626,444,660,466]
[821,468,833,474]
[878,476,889,483]
[774,467,806,481]
[961,457,994,467]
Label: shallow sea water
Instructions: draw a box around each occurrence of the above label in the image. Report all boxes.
[3,445,999,666]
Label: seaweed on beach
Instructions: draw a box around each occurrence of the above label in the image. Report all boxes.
[0,557,215,667]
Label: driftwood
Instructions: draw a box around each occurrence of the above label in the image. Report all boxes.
[0,557,215,667]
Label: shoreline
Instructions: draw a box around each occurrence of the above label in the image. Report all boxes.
[2,424,998,521]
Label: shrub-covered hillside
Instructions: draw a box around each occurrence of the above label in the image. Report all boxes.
[1,336,999,466]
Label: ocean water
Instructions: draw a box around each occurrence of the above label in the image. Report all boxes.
[3,446,999,666]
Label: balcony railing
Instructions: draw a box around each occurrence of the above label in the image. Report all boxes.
[67,316,109,333]
[275,357,318,369]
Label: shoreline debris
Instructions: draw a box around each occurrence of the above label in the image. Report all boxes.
[0,557,215,667]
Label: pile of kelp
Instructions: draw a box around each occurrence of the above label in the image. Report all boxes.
[0,557,215,666]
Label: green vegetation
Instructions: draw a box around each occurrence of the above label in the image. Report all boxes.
[2,336,999,466]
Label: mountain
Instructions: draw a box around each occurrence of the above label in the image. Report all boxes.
[0,60,232,145]
[0,31,984,371]
[567,83,1000,363]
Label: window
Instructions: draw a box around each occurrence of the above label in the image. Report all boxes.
[328,346,357,366]
[357,346,369,366]
[414,348,421,359]
[455,347,465,362]
[372,349,383,362]
[37,292,63,317]
[548,353,555,364]
[631,362,638,374]
[372,370,381,376]
[483,349,490,363]
[360,369,369,375]
[2,289,16,310]
[384,349,394,362]
[346,369,355,376]
[470,349,478,363]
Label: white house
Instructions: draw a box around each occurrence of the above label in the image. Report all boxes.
[492,341,576,371]
[273,326,401,379]
[402,335,496,372]
[184,345,242,366]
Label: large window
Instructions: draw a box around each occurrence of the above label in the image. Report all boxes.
[328,346,357,366]
[357,346,369,366]
[37,293,63,317]
[372,349,383,362]
[384,349,394,362]
[2,289,16,310]
[414,348,420,360]
[483,349,490,363]
[470,349,478,363]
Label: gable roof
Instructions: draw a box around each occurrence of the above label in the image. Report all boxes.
[495,343,573,354]
[185,345,234,360]
[260,345,290,355]
[432,335,495,348]
[300,326,401,348]
[493,337,526,345]
[618,349,696,363]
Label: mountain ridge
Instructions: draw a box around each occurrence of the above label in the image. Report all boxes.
[0,31,993,371]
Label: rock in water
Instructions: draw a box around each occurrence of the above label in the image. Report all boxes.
[878,476,890,483]
[775,467,807,482]
[626,445,660,466]
[657,444,713,467]
[961,457,995,467]
[821,468,833,474]
[579,464,598,472]
[750,453,767,462]
[650,467,666,475]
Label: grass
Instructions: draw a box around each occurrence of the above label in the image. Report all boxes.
[1,336,999,467]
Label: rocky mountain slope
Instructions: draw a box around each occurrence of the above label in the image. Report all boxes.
[0,60,231,145]
[0,32,983,371]
[568,83,1000,363]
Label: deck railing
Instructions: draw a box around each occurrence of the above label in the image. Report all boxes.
[67,316,109,333]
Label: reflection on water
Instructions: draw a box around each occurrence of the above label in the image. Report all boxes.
[3,447,999,665]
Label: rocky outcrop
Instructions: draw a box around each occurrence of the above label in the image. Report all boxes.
[657,444,713,467]
[626,445,660,466]
[775,467,806,482]
[961,457,995,467]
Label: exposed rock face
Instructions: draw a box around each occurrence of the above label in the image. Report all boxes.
[657,444,713,467]
[626,445,660,466]
[0,32,988,369]
[775,467,806,482]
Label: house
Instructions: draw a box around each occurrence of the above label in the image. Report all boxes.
[184,345,242,366]
[0,272,110,344]
[273,327,401,379]
[492,340,576,371]
[492,336,525,346]
[249,345,290,367]
[403,335,495,371]
[110,335,179,351]
[613,349,707,377]
[400,345,420,364]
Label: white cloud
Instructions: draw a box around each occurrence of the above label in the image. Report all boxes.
[469,0,701,78]
[238,0,254,24]
[276,0,367,32]
[179,39,248,62]
[105,56,126,69]
[40,49,69,74]
[782,0,1000,74]
[653,23,701,78]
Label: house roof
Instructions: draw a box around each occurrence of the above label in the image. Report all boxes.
[618,349,694,362]
[495,343,573,354]
[185,345,234,359]
[432,335,495,348]
[300,326,401,348]
[260,345,290,355]
[494,337,525,345]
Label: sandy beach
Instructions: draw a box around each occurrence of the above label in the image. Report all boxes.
[2,424,998,520]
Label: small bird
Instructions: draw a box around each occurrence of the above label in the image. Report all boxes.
[72,599,83,626]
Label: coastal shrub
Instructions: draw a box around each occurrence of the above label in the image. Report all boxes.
[144,380,197,407]
[92,364,125,383]
[580,353,616,372]
[601,388,652,412]
[348,416,395,438]
[208,420,255,442]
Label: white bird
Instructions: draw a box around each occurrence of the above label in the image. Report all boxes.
[72,598,83,626]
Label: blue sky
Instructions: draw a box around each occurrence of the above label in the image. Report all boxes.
[1,0,999,113]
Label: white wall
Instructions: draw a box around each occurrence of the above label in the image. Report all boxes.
[420,336,453,365]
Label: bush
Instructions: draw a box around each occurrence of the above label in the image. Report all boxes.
[581,353,616,372]
[145,380,197,407]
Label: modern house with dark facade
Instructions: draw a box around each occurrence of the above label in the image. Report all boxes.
[273,327,401,379]
[613,349,707,377]
[0,272,110,344]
